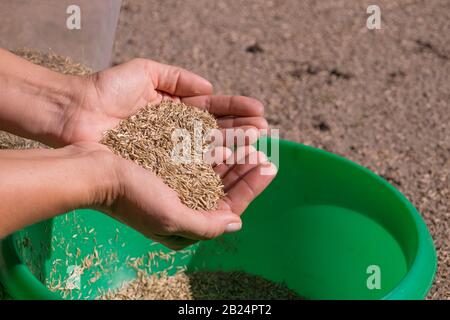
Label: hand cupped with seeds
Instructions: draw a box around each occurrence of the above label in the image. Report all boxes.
[60,58,268,147]
[58,58,275,249]
[100,145,277,250]
[0,50,276,250]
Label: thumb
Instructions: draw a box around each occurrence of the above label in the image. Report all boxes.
[147,60,213,97]
[175,209,242,241]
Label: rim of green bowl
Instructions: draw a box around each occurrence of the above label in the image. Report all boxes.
[276,139,437,299]
[0,139,437,300]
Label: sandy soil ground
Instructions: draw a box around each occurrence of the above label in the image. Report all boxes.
[111,0,449,299]
[0,0,448,299]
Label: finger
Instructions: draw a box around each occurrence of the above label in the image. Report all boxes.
[148,60,213,97]
[182,96,264,117]
[208,126,260,148]
[217,116,268,130]
[221,162,277,216]
[222,151,268,191]
[213,126,260,147]
[159,91,181,103]
[148,91,181,108]
[213,163,229,179]
[175,209,242,241]
[214,145,257,178]
[203,146,232,166]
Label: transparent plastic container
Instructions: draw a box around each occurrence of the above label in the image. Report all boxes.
[0,0,122,71]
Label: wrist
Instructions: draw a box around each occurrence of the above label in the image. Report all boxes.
[0,49,89,147]
[67,143,123,212]
[41,75,89,147]
[0,144,120,237]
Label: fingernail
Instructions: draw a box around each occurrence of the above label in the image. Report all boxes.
[197,78,213,93]
[257,151,268,163]
[259,128,268,137]
[202,78,213,88]
[224,148,233,160]
[249,127,260,139]
[261,162,278,176]
[225,222,242,233]
[247,145,257,153]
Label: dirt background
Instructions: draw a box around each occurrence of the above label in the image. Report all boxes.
[1,0,449,299]
[111,0,449,299]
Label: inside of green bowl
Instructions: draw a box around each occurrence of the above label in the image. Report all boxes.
[9,140,423,299]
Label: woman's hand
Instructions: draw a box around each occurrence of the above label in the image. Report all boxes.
[0,50,276,249]
[99,144,277,250]
[59,58,269,147]
[0,142,276,250]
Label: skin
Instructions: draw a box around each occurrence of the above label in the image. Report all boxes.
[0,48,276,250]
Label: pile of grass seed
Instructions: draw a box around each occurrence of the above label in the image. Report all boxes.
[100,271,301,300]
[100,100,225,211]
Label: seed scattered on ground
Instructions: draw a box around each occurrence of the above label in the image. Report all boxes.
[101,100,225,211]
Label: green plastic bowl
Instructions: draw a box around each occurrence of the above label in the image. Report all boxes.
[0,139,436,299]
